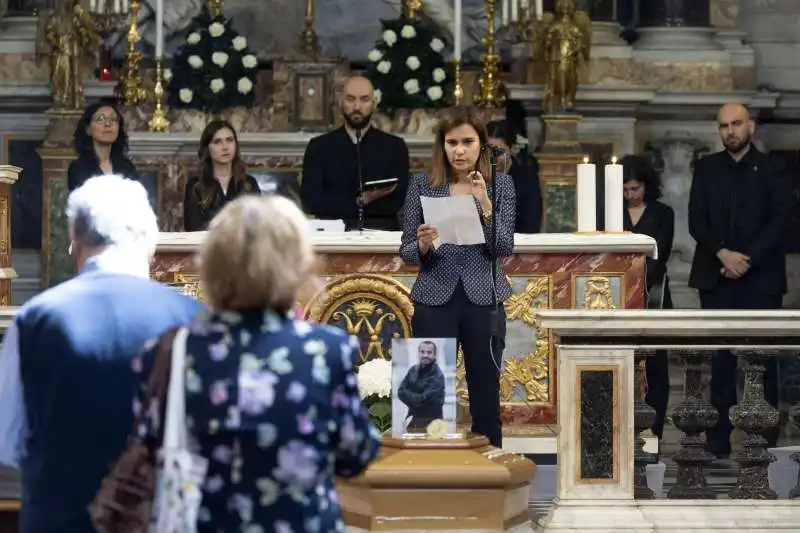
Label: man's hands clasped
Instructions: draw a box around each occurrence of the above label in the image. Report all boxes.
[717,248,750,279]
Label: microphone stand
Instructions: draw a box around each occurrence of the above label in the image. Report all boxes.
[355,129,365,232]
[488,148,500,340]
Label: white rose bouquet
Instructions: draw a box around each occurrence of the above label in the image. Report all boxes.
[365,15,453,113]
[356,358,392,433]
[167,5,258,114]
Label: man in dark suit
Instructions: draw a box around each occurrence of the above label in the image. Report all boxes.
[688,102,794,457]
[300,75,410,230]
[0,175,203,533]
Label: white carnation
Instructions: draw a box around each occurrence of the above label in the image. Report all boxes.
[400,25,416,39]
[367,49,383,62]
[209,78,225,93]
[179,88,193,103]
[232,36,247,51]
[242,54,258,69]
[163,68,172,81]
[188,55,203,69]
[427,85,443,100]
[186,32,201,45]
[356,358,392,399]
[405,56,420,71]
[237,77,253,94]
[382,29,397,46]
[432,67,446,83]
[374,89,382,103]
[377,60,391,74]
[208,22,225,38]
[430,37,445,52]
[211,51,229,67]
[403,78,420,95]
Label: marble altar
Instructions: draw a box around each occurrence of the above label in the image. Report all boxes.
[154,230,656,452]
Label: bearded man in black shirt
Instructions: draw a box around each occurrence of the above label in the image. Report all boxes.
[300,75,410,230]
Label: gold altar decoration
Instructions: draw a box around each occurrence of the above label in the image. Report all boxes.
[298,0,320,58]
[582,275,617,309]
[148,59,171,132]
[452,59,463,105]
[35,0,100,110]
[406,0,423,19]
[532,0,591,113]
[473,0,504,108]
[115,0,146,106]
[456,276,553,404]
[207,0,225,16]
[305,275,413,362]
[167,273,205,301]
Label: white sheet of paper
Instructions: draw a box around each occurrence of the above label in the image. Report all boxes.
[420,196,486,246]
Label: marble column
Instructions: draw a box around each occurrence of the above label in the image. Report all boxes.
[635,0,721,51]
[38,109,82,288]
[0,166,20,306]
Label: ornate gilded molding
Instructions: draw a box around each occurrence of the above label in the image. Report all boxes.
[572,273,624,309]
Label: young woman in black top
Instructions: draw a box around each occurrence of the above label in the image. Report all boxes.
[68,99,138,191]
[487,120,543,234]
[621,154,675,440]
[183,120,260,231]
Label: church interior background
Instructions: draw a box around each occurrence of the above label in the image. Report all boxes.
[1,0,800,525]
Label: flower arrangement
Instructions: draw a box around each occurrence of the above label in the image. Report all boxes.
[166,5,258,114]
[356,358,392,433]
[365,15,452,113]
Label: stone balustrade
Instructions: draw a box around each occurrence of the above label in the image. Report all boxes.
[535,309,800,532]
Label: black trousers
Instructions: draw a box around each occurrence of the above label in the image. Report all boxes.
[411,283,506,447]
[645,283,672,440]
[700,281,782,452]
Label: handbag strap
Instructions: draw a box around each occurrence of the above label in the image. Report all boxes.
[132,328,178,443]
[163,327,188,450]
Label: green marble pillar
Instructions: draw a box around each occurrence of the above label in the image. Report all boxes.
[39,109,81,287]
[537,114,583,232]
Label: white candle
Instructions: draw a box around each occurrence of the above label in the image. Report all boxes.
[114,0,121,13]
[604,156,624,232]
[155,0,164,58]
[453,0,462,60]
[535,0,543,20]
[511,0,519,23]
[577,157,597,233]
[502,0,509,26]
[122,0,129,12]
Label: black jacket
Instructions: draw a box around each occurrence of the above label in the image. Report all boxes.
[397,362,445,428]
[67,153,139,192]
[688,147,793,295]
[183,174,261,231]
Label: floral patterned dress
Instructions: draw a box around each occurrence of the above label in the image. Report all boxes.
[132,309,381,533]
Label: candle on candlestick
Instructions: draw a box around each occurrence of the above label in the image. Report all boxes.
[511,0,519,23]
[535,0,543,20]
[154,0,164,58]
[453,0,462,60]
[604,156,624,232]
[114,0,121,13]
[577,156,597,233]
[502,0,509,26]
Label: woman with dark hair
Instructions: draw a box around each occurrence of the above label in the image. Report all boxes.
[68,99,138,192]
[621,153,674,440]
[400,106,516,447]
[487,119,542,233]
[183,120,260,231]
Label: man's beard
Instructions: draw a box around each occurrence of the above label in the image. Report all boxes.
[724,133,750,154]
[343,110,371,130]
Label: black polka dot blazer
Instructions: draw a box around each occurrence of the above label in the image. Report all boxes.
[399,171,516,306]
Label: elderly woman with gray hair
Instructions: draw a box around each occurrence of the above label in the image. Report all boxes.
[132,195,380,532]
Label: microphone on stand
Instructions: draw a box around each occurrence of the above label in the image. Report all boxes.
[355,129,365,232]
[479,144,504,340]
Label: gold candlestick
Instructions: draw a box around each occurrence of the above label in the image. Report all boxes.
[452,59,463,105]
[114,0,145,105]
[207,0,225,17]
[298,0,320,57]
[474,0,505,108]
[147,58,170,132]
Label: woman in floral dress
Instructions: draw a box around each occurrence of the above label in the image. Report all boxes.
[133,195,380,532]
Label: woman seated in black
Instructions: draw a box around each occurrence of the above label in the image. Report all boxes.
[183,120,261,231]
[621,154,675,440]
[68,99,138,191]
[486,120,542,233]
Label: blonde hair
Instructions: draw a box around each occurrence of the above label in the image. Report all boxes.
[200,195,316,312]
[428,106,493,187]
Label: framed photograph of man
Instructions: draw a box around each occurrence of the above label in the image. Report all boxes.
[391,338,458,437]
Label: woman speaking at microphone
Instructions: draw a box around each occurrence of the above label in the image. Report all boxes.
[399,106,516,448]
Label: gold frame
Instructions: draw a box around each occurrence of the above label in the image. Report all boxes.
[570,272,626,310]
[574,364,620,484]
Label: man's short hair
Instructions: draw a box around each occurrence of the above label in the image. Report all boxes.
[419,340,437,355]
[66,175,158,254]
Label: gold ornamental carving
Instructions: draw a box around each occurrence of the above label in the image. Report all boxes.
[532,0,591,113]
[167,272,205,302]
[0,197,7,255]
[456,276,553,404]
[305,274,413,362]
[583,275,616,309]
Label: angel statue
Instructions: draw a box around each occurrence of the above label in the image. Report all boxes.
[35,0,100,110]
[532,0,591,114]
